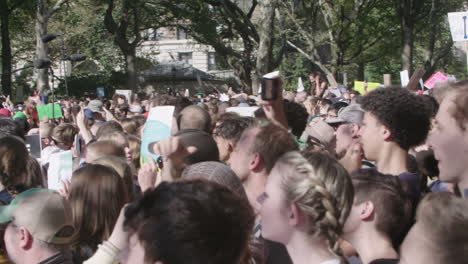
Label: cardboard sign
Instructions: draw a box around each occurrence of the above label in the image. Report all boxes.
[115,90,132,103]
[37,104,63,120]
[47,151,73,190]
[227,107,259,117]
[424,72,449,89]
[25,135,42,160]
[140,106,175,164]
[400,70,410,87]
[354,81,381,95]
[448,12,468,41]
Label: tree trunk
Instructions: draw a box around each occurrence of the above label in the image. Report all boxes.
[0,0,12,96]
[357,62,365,81]
[254,0,277,94]
[35,0,49,94]
[125,51,138,92]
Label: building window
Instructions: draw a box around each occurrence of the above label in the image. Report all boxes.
[179,52,193,65]
[208,52,217,71]
[144,28,162,41]
[177,27,191,40]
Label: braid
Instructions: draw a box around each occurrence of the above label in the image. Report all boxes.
[277,151,353,264]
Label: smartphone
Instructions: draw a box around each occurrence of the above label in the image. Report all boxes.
[74,135,84,157]
[261,71,281,101]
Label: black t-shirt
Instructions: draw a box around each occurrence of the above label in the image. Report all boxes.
[369,259,399,264]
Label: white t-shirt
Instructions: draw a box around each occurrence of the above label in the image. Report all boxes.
[321,259,341,264]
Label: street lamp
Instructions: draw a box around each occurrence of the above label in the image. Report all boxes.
[41,33,87,96]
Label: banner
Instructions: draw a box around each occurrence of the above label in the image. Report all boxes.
[47,151,73,190]
[140,106,175,164]
[37,104,63,120]
[353,81,381,95]
[448,12,468,41]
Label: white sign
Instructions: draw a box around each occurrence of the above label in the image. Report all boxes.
[47,151,73,190]
[448,11,468,41]
[400,70,410,87]
[115,90,132,103]
[297,77,305,92]
[227,107,259,117]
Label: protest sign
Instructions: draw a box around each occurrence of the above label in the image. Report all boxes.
[400,70,410,87]
[25,135,41,160]
[115,90,132,103]
[140,106,175,164]
[47,151,73,190]
[97,87,105,97]
[227,107,259,117]
[354,81,381,95]
[448,12,468,41]
[297,77,305,92]
[37,104,63,120]
[424,72,448,89]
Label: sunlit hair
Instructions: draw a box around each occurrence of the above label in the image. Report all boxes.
[433,80,468,130]
[274,151,354,261]
[69,164,129,261]
[127,135,141,170]
[92,156,135,201]
[412,192,468,263]
[97,131,128,147]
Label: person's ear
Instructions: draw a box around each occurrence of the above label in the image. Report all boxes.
[359,201,375,221]
[289,203,303,227]
[249,153,263,172]
[227,142,234,154]
[18,227,33,250]
[381,125,392,141]
[350,123,360,138]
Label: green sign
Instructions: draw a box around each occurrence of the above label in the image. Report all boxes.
[37,104,63,120]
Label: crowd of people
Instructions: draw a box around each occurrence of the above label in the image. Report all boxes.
[0,72,467,264]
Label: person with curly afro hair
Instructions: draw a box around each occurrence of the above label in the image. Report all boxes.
[357,87,432,201]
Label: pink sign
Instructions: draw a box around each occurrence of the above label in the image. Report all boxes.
[424,72,448,89]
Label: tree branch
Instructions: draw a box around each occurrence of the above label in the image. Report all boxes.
[47,0,68,19]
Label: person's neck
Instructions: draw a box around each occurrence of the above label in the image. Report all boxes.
[286,232,338,264]
[20,248,60,264]
[243,172,267,215]
[375,143,408,175]
[346,227,398,264]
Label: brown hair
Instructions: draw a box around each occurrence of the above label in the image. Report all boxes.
[92,156,135,201]
[433,80,468,130]
[127,135,141,170]
[246,123,299,174]
[86,140,125,162]
[95,121,123,140]
[52,123,78,146]
[121,118,140,135]
[351,169,413,248]
[414,192,468,263]
[69,164,129,258]
[0,136,28,189]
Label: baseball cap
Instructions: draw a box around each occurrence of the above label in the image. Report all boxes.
[300,118,335,148]
[0,188,74,244]
[87,100,104,114]
[326,104,364,125]
[0,108,12,117]
[12,111,26,120]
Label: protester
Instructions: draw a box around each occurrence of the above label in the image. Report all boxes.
[343,169,413,264]
[399,192,468,264]
[0,189,75,264]
[84,180,254,264]
[68,164,129,262]
[259,151,354,264]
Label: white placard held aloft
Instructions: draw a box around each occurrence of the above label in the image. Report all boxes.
[448,12,468,42]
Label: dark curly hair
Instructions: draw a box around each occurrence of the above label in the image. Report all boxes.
[124,180,255,264]
[213,117,256,147]
[284,100,309,138]
[361,87,431,150]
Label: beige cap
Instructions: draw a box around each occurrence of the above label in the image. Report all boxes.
[0,189,74,244]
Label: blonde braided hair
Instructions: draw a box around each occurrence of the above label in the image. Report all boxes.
[274,151,354,262]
